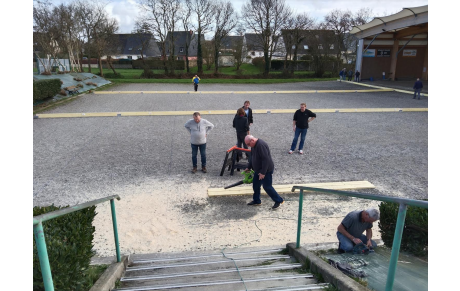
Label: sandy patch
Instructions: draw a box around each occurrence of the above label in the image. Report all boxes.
[93,175,381,257]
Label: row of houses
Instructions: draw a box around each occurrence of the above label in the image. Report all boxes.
[104,30,345,64]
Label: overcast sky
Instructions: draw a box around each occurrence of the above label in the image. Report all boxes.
[48,0,428,34]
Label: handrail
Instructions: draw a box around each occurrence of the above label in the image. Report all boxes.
[33,195,122,291]
[291,186,428,291]
[33,195,120,224]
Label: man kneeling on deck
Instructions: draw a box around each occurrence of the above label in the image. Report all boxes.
[337,209,379,253]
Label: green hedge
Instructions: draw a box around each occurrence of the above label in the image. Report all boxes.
[33,79,62,101]
[378,202,428,256]
[33,205,97,291]
[132,59,185,70]
[270,60,311,71]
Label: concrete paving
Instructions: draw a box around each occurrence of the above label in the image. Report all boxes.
[359,79,428,94]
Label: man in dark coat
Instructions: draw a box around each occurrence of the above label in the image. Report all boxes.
[413,78,423,100]
[233,108,250,159]
[238,100,253,126]
[244,135,284,209]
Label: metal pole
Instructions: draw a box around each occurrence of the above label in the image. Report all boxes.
[385,203,407,291]
[296,189,304,248]
[110,199,121,262]
[33,222,54,291]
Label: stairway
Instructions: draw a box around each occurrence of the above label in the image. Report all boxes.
[113,248,329,291]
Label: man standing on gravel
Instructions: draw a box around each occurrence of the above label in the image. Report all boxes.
[184,112,214,173]
[192,75,200,91]
[413,78,423,100]
[289,103,316,155]
[337,209,379,253]
[244,135,284,209]
[238,100,253,127]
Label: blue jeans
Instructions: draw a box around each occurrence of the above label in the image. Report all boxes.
[413,89,421,99]
[252,170,284,204]
[337,231,377,252]
[290,128,308,151]
[191,143,206,167]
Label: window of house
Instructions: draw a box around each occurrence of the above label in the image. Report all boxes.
[138,48,141,50]
[304,45,308,49]
[180,47,184,52]
[318,44,323,50]
[251,51,255,56]
[127,56,132,59]
[128,47,133,51]
[292,45,296,49]
[330,44,334,49]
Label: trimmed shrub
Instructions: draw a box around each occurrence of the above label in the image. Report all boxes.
[104,73,124,79]
[322,72,332,78]
[33,205,97,290]
[251,57,265,72]
[33,79,62,101]
[378,201,428,256]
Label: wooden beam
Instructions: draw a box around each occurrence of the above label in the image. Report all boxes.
[208,180,375,197]
[394,24,428,39]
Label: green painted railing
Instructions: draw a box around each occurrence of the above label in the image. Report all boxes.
[291,186,428,291]
[33,195,121,291]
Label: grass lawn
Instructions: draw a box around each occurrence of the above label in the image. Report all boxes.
[76,64,334,84]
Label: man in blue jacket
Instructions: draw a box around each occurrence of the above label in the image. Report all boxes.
[413,78,423,100]
[244,135,284,209]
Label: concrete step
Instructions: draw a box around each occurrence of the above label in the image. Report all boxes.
[114,248,328,291]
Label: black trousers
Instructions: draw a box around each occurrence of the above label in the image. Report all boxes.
[236,132,249,157]
[194,83,198,91]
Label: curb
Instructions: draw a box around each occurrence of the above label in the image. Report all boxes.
[89,255,128,291]
[286,243,368,291]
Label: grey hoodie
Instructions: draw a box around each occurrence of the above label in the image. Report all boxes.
[184,118,214,145]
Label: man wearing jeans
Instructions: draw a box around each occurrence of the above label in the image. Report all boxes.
[336,209,379,253]
[289,103,316,155]
[244,135,284,209]
[184,112,214,173]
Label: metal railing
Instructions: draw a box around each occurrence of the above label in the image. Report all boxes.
[291,186,428,291]
[33,195,121,291]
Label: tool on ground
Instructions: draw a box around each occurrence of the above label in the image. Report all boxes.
[224,170,254,189]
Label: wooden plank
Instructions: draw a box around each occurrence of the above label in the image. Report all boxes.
[208,180,375,197]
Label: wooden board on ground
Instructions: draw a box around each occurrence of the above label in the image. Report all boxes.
[208,180,375,197]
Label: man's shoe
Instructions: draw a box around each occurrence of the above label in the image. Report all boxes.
[288,150,293,154]
[247,201,261,206]
[202,167,207,173]
[272,200,284,209]
[299,150,303,155]
[192,167,197,173]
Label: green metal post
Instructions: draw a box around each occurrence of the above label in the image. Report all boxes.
[296,189,304,248]
[33,221,54,291]
[110,199,121,262]
[385,203,407,291]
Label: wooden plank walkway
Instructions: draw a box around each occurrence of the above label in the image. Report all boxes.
[208,180,375,197]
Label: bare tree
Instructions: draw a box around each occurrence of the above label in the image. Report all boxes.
[132,19,154,67]
[140,0,182,75]
[93,15,119,77]
[75,0,108,73]
[284,13,315,73]
[202,40,214,71]
[181,0,195,72]
[242,0,292,76]
[189,0,215,74]
[305,29,336,77]
[232,26,247,71]
[212,1,238,73]
[33,2,62,73]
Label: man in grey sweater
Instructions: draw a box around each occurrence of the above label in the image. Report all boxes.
[244,135,284,209]
[184,112,214,173]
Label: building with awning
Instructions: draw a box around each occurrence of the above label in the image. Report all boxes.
[350,5,428,81]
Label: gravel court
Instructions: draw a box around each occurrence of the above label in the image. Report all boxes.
[33,82,427,255]
[37,81,426,114]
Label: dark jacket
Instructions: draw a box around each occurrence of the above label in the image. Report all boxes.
[239,107,253,124]
[293,109,316,129]
[355,71,360,77]
[413,80,423,90]
[248,139,274,175]
[233,115,249,133]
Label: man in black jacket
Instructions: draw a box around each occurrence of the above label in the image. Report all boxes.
[233,108,250,158]
[244,135,284,209]
[413,78,423,100]
[289,103,316,155]
[239,101,253,126]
